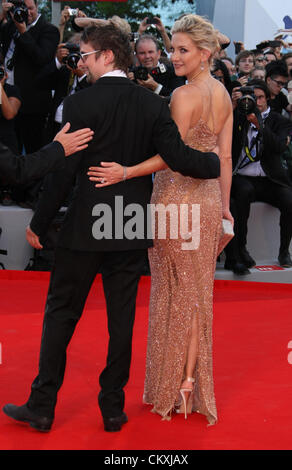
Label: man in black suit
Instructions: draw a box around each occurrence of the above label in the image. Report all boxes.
[0,0,60,152]
[134,34,185,98]
[3,24,220,433]
[225,79,292,273]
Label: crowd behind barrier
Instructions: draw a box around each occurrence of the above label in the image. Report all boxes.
[0,1,292,273]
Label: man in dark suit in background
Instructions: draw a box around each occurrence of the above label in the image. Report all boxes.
[225,79,292,274]
[3,24,220,434]
[0,0,60,152]
[35,34,91,143]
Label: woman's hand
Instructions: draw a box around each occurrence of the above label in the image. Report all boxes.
[88,162,126,187]
[222,208,234,227]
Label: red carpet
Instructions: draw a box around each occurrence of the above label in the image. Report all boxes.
[1,270,292,450]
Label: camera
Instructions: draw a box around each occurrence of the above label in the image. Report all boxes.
[131,65,149,81]
[237,86,257,115]
[146,16,159,25]
[62,43,80,70]
[9,0,28,24]
[68,8,78,16]
[0,66,5,81]
[131,63,167,81]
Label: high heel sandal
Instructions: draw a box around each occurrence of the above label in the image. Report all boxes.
[179,377,195,419]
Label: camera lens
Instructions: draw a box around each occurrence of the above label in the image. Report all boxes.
[11,2,29,24]
[66,53,81,70]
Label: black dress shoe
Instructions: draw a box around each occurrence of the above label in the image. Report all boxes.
[239,248,256,268]
[224,260,251,275]
[3,404,53,432]
[103,412,128,432]
[278,252,292,268]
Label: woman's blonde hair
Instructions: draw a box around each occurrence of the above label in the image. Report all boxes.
[171,14,220,62]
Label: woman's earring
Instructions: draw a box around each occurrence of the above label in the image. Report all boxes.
[200,62,205,71]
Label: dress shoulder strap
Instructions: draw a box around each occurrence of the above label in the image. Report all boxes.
[203,80,216,134]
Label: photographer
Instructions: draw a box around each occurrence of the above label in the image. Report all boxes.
[0,63,21,152]
[133,34,185,98]
[235,50,255,86]
[265,60,292,116]
[0,63,21,204]
[0,0,60,153]
[225,79,292,273]
[35,34,90,143]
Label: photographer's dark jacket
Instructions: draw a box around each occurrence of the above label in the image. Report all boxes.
[0,15,59,115]
[232,109,292,188]
[151,61,185,98]
[35,59,90,142]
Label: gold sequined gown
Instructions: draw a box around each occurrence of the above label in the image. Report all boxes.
[143,118,222,425]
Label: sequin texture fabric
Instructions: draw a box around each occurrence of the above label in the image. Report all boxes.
[143,118,222,425]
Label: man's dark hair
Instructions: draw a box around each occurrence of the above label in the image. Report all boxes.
[249,79,271,99]
[264,50,277,61]
[282,52,292,63]
[265,59,288,79]
[135,34,160,53]
[81,24,132,73]
[235,50,254,67]
[212,59,232,93]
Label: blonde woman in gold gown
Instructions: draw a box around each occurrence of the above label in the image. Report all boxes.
[88,14,233,425]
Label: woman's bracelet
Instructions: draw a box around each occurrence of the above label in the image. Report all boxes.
[123,166,127,181]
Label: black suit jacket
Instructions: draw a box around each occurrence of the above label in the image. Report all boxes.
[0,16,60,115]
[30,77,220,251]
[0,141,65,186]
[232,109,292,187]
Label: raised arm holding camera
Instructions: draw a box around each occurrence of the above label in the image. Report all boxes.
[58,5,87,42]
[138,16,172,53]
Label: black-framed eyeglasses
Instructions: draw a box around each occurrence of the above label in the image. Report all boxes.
[271,78,287,87]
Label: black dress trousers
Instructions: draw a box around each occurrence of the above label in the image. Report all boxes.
[27,247,147,419]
